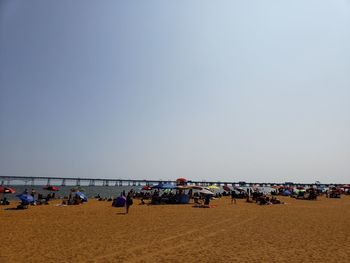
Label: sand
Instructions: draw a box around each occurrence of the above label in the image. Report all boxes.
[1,196,350,263]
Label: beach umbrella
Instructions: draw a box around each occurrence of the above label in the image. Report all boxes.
[16,194,34,204]
[176,178,187,185]
[199,189,215,195]
[0,186,16,194]
[223,185,231,191]
[142,185,152,191]
[207,185,219,190]
[43,186,59,191]
[282,190,291,196]
[75,191,88,202]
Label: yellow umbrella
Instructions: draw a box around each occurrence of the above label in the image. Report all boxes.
[207,185,220,190]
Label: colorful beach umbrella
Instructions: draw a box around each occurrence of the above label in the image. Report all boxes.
[0,186,16,194]
[43,186,59,191]
[223,185,231,191]
[176,178,187,185]
[141,185,152,191]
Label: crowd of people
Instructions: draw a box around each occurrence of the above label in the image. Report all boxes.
[1,184,349,212]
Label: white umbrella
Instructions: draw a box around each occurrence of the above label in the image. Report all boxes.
[199,189,215,195]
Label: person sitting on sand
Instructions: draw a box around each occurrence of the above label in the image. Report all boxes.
[139,198,145,205]
[204,195,211,207]
[0,197,10,205]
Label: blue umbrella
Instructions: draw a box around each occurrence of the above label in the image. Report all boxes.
[282,190,291,196]
[75,191,88,202]
[16,194,34,204]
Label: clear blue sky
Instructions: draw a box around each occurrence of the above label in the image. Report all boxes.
[1,0,350,183]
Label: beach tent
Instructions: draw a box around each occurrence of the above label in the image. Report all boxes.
[16,194,34,204]
[282,190,291,196]
[75,191,88,202]
[113,196,126,207]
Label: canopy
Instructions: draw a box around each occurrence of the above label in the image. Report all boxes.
[16,194,34,204]
[43,186,59,191]
[207,185,219,190]
[0,186,16,194]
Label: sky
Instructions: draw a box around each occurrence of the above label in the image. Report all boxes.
[1,0,350,183]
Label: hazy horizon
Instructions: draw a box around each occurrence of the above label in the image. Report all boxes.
[1,1,350,184]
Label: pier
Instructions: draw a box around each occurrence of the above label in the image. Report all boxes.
[0,175,338,188]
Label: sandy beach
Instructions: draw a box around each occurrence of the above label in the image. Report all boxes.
[1,196,350,263]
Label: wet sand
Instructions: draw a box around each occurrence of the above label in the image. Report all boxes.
[1,196,350,263]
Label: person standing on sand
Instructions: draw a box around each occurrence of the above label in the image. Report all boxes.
[231,190,237,204]
[125,191,133,214]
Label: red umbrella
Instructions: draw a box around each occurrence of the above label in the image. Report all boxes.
[0,186,16,194]
[43,186,59,191]
[142,185,152,191]
[176,178,187,185]
[223,185,231,191]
